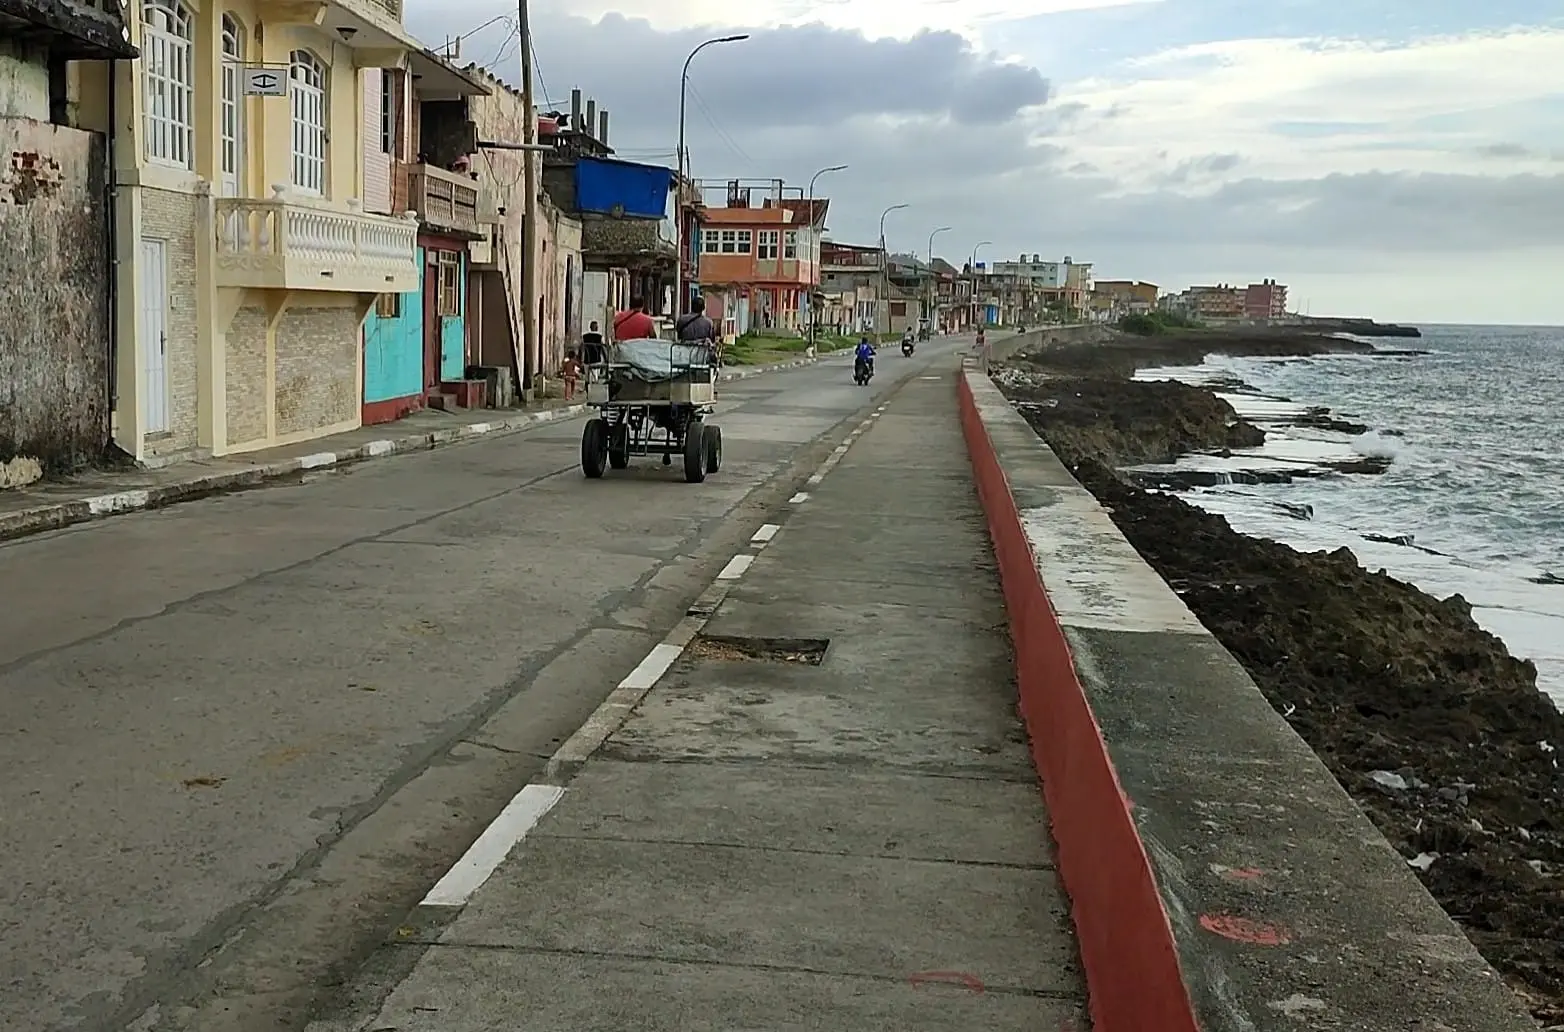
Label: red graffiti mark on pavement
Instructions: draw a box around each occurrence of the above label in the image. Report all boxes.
[1199,913,1292,946]
[1216,865,1264,882]
[908,970,986,993]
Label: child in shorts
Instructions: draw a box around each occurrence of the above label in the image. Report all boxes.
[562,351,583,400]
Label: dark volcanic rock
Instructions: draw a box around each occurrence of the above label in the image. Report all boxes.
[1005,376,1265,467]
[1013,328,1378,379]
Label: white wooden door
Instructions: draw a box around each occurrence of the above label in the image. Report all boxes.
[138,239,170,434]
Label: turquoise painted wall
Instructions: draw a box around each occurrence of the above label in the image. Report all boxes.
[438,250,465,382]
[363,246,425,403]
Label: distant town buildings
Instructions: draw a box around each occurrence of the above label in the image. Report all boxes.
[1157,280,1291,323]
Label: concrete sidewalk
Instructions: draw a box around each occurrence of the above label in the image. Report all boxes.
[309,369,1087,1030]
[0,352,830,543]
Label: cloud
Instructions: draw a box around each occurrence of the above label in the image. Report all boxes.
[406,2,1564,321]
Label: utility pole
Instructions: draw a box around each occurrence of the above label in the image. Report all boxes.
[518,0,539,395]
[878,203,907,337]
[805,163,846,350]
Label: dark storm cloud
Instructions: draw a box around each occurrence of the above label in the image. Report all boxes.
[399,6,1562,270]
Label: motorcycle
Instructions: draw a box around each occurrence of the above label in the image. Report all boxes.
[901,339,915,357]
[853,355,875,386]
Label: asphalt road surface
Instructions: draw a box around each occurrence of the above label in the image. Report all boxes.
[0,339,963,1032]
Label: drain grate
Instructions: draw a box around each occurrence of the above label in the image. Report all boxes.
[689,635,829,665]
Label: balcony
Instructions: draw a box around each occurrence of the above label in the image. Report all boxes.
[405,163,481,237]
[214,190,419,293]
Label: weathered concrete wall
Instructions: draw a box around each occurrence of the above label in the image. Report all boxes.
[0,116,110,477]
[992,322,1113,362]
[0,42,50,121]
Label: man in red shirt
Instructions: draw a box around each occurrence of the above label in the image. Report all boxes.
[613,296,656,340]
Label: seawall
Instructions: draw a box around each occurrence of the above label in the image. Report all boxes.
[957,362,1539,1030]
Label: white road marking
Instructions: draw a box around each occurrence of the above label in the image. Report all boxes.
[789,492,809,504]
[421,784,566,907]
[618,642,686,691]
[87,490,151,515]
[717,554,756,580]
[806,473,824,485]
[751,524,780,544]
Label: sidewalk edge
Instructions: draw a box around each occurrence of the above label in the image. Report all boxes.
[0,354,834,544]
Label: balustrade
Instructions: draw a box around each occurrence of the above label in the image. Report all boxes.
[214,187,419,293]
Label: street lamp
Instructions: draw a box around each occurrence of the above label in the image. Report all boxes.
[970,239,992,329]
[926,225,950,331]
[878,203,908,336]
[674,34,748,317]
[805,163,847,348]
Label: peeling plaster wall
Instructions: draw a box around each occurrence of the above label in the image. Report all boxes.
[0,116,110,476]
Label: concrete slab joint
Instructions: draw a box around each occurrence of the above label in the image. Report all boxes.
[957,366,1541,1031]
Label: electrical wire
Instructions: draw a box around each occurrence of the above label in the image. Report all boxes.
[686,82,750,163]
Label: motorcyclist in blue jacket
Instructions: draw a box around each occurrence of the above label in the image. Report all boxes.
[855,336,876,379]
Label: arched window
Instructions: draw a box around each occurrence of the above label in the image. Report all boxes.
[289,50,327,194]
[219,15,244,196]
[141,0,194,168]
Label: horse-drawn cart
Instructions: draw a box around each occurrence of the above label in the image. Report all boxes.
[579,337,723,483]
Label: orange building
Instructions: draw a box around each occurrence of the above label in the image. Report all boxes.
[696,198,824,333]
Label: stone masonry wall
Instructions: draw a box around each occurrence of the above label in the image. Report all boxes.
[225,303,268,448]
[274,303,360,437]
[140,186,200,455]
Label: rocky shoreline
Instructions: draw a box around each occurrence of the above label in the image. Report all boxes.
[996,331,1564,1024]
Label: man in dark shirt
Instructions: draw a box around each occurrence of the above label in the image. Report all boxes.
[613,297,656,340]
[675,295,717,342]
[580,320,605,365]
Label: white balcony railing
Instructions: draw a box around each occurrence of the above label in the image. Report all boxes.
[214,188,420,293]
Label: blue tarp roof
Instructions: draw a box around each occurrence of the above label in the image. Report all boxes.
[575,157,674,220]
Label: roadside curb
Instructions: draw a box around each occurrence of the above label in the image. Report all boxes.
[0,354,836,543]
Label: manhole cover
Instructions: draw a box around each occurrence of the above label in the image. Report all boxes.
[689,635,829,665]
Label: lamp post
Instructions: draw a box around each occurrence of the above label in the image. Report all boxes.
[877,202,908,336]
[805,163,847,348]
[674,34,748,319]
[926,225,950,332]
[970,239,991,330]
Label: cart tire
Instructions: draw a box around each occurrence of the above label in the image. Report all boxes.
[608,424,631,469]
[704,424,723,474]
[682,420,707,483]
[581,418,609,478]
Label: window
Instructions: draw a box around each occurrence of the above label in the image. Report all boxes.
[719,230,738,254]
[219,15,243,194]
[757,230,778,260]
[701,230,720,255]
[290,50,327,194]
[436,251,462,316]
[375,292,401,318]
[379,69,395,155]
[735,229,752,253]
[142,0,194,169]
[784,230,798,260]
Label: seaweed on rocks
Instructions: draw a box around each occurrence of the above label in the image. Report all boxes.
[996,333,1564,1023]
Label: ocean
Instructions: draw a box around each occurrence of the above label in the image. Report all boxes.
[1130,324,1564,705]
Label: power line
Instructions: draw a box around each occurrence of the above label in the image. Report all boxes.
[686,82,750,163]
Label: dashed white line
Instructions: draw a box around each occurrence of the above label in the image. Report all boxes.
[806,473,824,485]
[751,523,780,544]
[717,554,756,579]
[789,492,810,504]
[421,784,565,907]
[618,641,686,691]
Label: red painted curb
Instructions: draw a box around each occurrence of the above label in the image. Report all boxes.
[957,373,1199,1032]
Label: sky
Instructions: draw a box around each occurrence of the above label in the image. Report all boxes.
[405,0,1564,325]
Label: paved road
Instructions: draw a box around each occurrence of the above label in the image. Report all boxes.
[0,341,959,1032]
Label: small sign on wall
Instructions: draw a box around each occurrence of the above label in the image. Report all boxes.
[242,66,288,97]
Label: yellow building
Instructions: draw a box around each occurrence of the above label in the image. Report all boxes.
[102,0,437,460]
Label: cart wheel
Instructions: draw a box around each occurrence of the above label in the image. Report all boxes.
[581,418,609,478]
[704,424,723,474]
[682,419,707,483]
[608,424,631,469]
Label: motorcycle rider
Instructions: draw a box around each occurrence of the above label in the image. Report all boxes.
[855,336,876,381]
